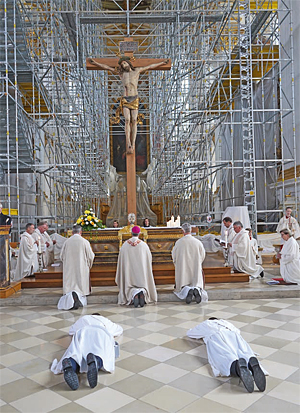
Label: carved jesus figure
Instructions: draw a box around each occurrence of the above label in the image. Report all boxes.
[89,56,169,154]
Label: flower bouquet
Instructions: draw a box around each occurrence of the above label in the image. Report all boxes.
[75,208,105,230]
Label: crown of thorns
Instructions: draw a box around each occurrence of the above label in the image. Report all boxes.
[118,55,133,65]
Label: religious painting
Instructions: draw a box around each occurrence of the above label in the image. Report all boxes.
[110,102,149,173]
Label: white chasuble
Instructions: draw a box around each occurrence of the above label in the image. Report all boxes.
[115,237,157,305]
[60,234,94,296]
[13,232,38,281]
[172,234,206,292]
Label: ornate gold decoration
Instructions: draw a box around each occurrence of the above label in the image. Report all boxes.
[118,225,148,249]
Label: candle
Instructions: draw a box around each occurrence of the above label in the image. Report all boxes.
[171,215,175,227]
[38,236,42,254]
[224,230,228,249]
[177,215,180,227]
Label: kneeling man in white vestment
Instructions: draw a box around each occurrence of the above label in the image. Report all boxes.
[51,313,123,390]
[115,225,157,307]
[187,318,266,393]
[229,221,264,278]
[58,225,95,310]
[13,223,39,281]
[279,229,300,284]
[172,222,207,304]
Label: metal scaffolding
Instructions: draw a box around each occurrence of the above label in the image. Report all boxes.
[0,0,298,235]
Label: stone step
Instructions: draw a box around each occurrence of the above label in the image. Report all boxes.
[21,271,249,289]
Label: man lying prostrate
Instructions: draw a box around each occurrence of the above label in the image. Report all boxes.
[187,318,266,393]
[51,313,123,390]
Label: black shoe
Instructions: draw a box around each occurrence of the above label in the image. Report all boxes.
[139,292,145,307]
[193,288,202,304]
[72,291,82,310]
[62,358,79,390]
[260,271,264,278]
[248,356,266,392]
[186,289,194,304]
[133,294,139,308]
[87,353,98,388]
[236,358,254,393]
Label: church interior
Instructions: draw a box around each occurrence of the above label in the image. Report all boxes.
[1,0,300,412]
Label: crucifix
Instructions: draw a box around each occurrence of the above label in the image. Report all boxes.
[86,37,171,222]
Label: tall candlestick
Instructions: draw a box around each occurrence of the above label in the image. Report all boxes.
[38,236,42,254]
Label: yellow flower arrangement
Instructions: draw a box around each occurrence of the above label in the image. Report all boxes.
[74,207,105,230]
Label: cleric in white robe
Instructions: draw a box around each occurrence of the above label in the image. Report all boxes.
[276,207,300,240]
[279,229,300,284]
[58,225,95,310]
[246,228,262,265]
[172,222,207,304]
[220,217,235,265]
[13,223,38,281]
[43,222,56,266]
[51,314,123,376]
[31,221,47,267]
[187,318,266,392]
[115,225,157,306]
[230,221,264,278]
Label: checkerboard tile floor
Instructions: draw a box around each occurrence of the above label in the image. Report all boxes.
[1,298,299,412]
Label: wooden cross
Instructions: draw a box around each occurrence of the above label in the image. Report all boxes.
[86,38,171,223]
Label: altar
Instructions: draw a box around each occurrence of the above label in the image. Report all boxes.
[83,227,183,265]
[20,226,249,289]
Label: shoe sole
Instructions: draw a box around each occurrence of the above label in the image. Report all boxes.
[248,357,266,392]
[72,292,83,310]
[62,358,79,390]
[237,358,254,393]
[193,289,201,304]
[186,290,193,304]
[87,353,98,388]
[139,292,145,307]
[133,295,139,307]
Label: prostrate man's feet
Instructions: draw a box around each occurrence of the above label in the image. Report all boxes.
[231,358,254,393]
[260,271,264,278]
[62,358,79,390]
[87,353,98,388]
[193,288,201,304]
[186,289,194,304]
[72,291,83,310]
[248,356,266,391]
